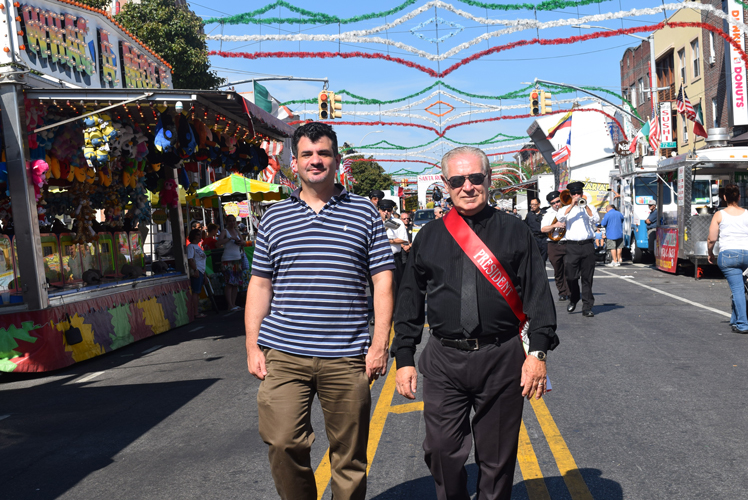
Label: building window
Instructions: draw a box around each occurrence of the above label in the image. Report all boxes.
[638,78,645,105]
[691,39,700,79]
[647,73,651,101]
[709,32,716,64]
[682,115,689,144]
[630,85,637,107]
[712,98,719,128]
[678,48,686,84]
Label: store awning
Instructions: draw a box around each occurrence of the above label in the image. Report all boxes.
[196,174,290,202]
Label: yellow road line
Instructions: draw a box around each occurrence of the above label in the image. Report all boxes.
[314,454,332,499]
[517,421,551,500]
[531,398,593,500]
[388,401,424,414]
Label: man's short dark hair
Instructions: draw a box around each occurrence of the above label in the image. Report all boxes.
[292,122,339,158]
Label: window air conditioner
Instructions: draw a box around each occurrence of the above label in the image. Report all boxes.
[708,55,716,65]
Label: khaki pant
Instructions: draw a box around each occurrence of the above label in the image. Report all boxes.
[257,348,371,500]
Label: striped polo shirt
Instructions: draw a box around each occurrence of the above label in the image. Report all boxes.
[251,186,395,357]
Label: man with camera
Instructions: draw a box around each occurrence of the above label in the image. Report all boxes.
[555,182,599,318]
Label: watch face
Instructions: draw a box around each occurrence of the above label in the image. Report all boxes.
[534,351,546,361]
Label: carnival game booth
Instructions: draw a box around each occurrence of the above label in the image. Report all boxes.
[0,0,292,373]
[655,145,747,277]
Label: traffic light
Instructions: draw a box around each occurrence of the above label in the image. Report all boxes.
[540,91,552,115]
[529,90,540,116]
[329,91,342,119]
[318,91,330,120]
[400,178,408,189]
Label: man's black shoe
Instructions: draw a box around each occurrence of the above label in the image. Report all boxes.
[558,295,569,302]
[732,325,748,334]
[582,310,594,318]
[567,302,577,313]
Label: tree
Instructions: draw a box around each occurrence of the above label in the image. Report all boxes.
[114,0,224,89]
[347,156,393,197]
[77,0,109,9]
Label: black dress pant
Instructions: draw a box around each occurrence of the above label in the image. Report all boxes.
[564,240,595,312]
[393,253,404,296]
[547,241,570,297]
[419,334,525,500]
[533,236,548,262]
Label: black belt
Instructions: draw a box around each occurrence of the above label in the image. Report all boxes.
[432,332,503,351]
[567,239,593,245]
[548,240,566,244]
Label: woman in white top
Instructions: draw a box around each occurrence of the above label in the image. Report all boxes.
[708,184,748,333]
[187,228,207,319]
[216,215,244,311]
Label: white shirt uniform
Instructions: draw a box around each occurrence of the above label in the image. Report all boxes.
[556,205,600,241]
[541,207,567,242]
[386,218,410,254]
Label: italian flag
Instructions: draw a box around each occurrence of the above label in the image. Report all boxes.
[629,120,650,154]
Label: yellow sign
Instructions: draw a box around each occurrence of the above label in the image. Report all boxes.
[404,195,418,212]
[224,202,240,217]
[152,210,167,224]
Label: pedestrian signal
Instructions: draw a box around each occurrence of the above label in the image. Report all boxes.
[318,91,330,120]
[329,91,342,119]
[540,91,552,115]
[530,90,540,116]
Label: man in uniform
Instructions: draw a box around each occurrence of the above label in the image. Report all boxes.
[555,181,599,317]
[524,198,547,261]
[369,189,385,208]
[541,191,570,301]
[392,146,558,500]
[379,198,409,292]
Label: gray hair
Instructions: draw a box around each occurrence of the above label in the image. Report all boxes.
[441,146,490,178]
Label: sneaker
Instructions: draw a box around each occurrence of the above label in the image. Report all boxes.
[613,261,621,267]
[605,262,615,267]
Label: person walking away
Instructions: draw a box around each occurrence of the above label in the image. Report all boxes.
[187,228,207,318]
[601,204,625,266]
[524,198,548,262]
[541,191,571,302]
[379,199,409,293]
[555,182,599,317]
[217,215,244,311]
[393,146,558,500]
[245,122,395,500]
[707,184,748,334]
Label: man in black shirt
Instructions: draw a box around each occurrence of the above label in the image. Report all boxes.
[524,198,548,262]
[392,146,558,500]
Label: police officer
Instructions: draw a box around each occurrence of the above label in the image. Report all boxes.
[524,198,548,262]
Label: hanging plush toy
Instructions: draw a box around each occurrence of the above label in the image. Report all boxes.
[28,159,49,201]
[160,178,179,209]
[154,112,177,152]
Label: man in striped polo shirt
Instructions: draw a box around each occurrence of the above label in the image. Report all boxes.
[245,122,395,500]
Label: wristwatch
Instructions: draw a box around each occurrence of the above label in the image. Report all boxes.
[528,351,547,361]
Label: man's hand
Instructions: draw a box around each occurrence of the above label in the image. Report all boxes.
[396,366,418,399]
[520,356,548,400]
[247,345,268,380]
[366,344,389,382]
[402,243,412,252]
[553,221,566,229]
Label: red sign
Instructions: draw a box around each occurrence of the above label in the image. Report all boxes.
[655,227,679,274]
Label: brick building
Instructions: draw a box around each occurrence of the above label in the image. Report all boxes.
[620,39,653,124]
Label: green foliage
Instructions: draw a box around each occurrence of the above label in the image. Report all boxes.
[115,0,224,90]
[347,156,393,197]
[76,0,110,10]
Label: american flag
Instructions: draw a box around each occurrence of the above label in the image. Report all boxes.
[341,158,357,184]
[648,115,660,151]
[551,128,571,164]
[676,85,696,121]
[278,171,296,189]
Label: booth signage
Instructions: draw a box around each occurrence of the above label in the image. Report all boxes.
[404,195,418,211]
[151,210,167,224]
[677,166,685,206]
[655,227,679,274]
[223,202,239,217]
[728,0,748,126]
[660,102,673,144]
[14,1,172,89]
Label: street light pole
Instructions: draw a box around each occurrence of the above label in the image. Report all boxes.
[356,130,384,150]
[573,24,660,156]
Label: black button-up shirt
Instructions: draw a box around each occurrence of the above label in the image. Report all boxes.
[524,209,545,238]
[392,206,559,367]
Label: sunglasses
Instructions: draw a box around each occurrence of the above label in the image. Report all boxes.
[551,199,561,205]
[444,173,486,189]
[569,190,583,196]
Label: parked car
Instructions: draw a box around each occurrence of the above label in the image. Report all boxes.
[411,209,436,236]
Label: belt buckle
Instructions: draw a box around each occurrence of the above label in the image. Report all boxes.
[465,338,479,351]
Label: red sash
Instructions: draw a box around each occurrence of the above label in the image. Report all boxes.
[443,209,551,390]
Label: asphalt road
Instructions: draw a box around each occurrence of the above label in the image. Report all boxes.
[1,259,746,500]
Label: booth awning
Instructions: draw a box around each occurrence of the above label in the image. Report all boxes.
[196,174,290,203]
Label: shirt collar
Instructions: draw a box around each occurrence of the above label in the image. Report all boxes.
[462,204,495,228]
[290,184,349,204]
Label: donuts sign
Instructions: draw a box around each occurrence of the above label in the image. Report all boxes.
[12,0,172,90]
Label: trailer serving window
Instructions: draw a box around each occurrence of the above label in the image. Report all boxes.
[635,175,672,205]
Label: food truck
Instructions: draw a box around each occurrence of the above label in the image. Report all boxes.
[0,0,291,373]
[655,144,746,276]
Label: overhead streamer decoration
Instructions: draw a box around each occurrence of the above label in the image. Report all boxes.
[206,3,748,63]
[202,0,613,25]
[411,17,464,43]
[210,21,748,79]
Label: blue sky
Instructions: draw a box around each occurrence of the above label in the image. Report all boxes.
[189,0,678,176]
